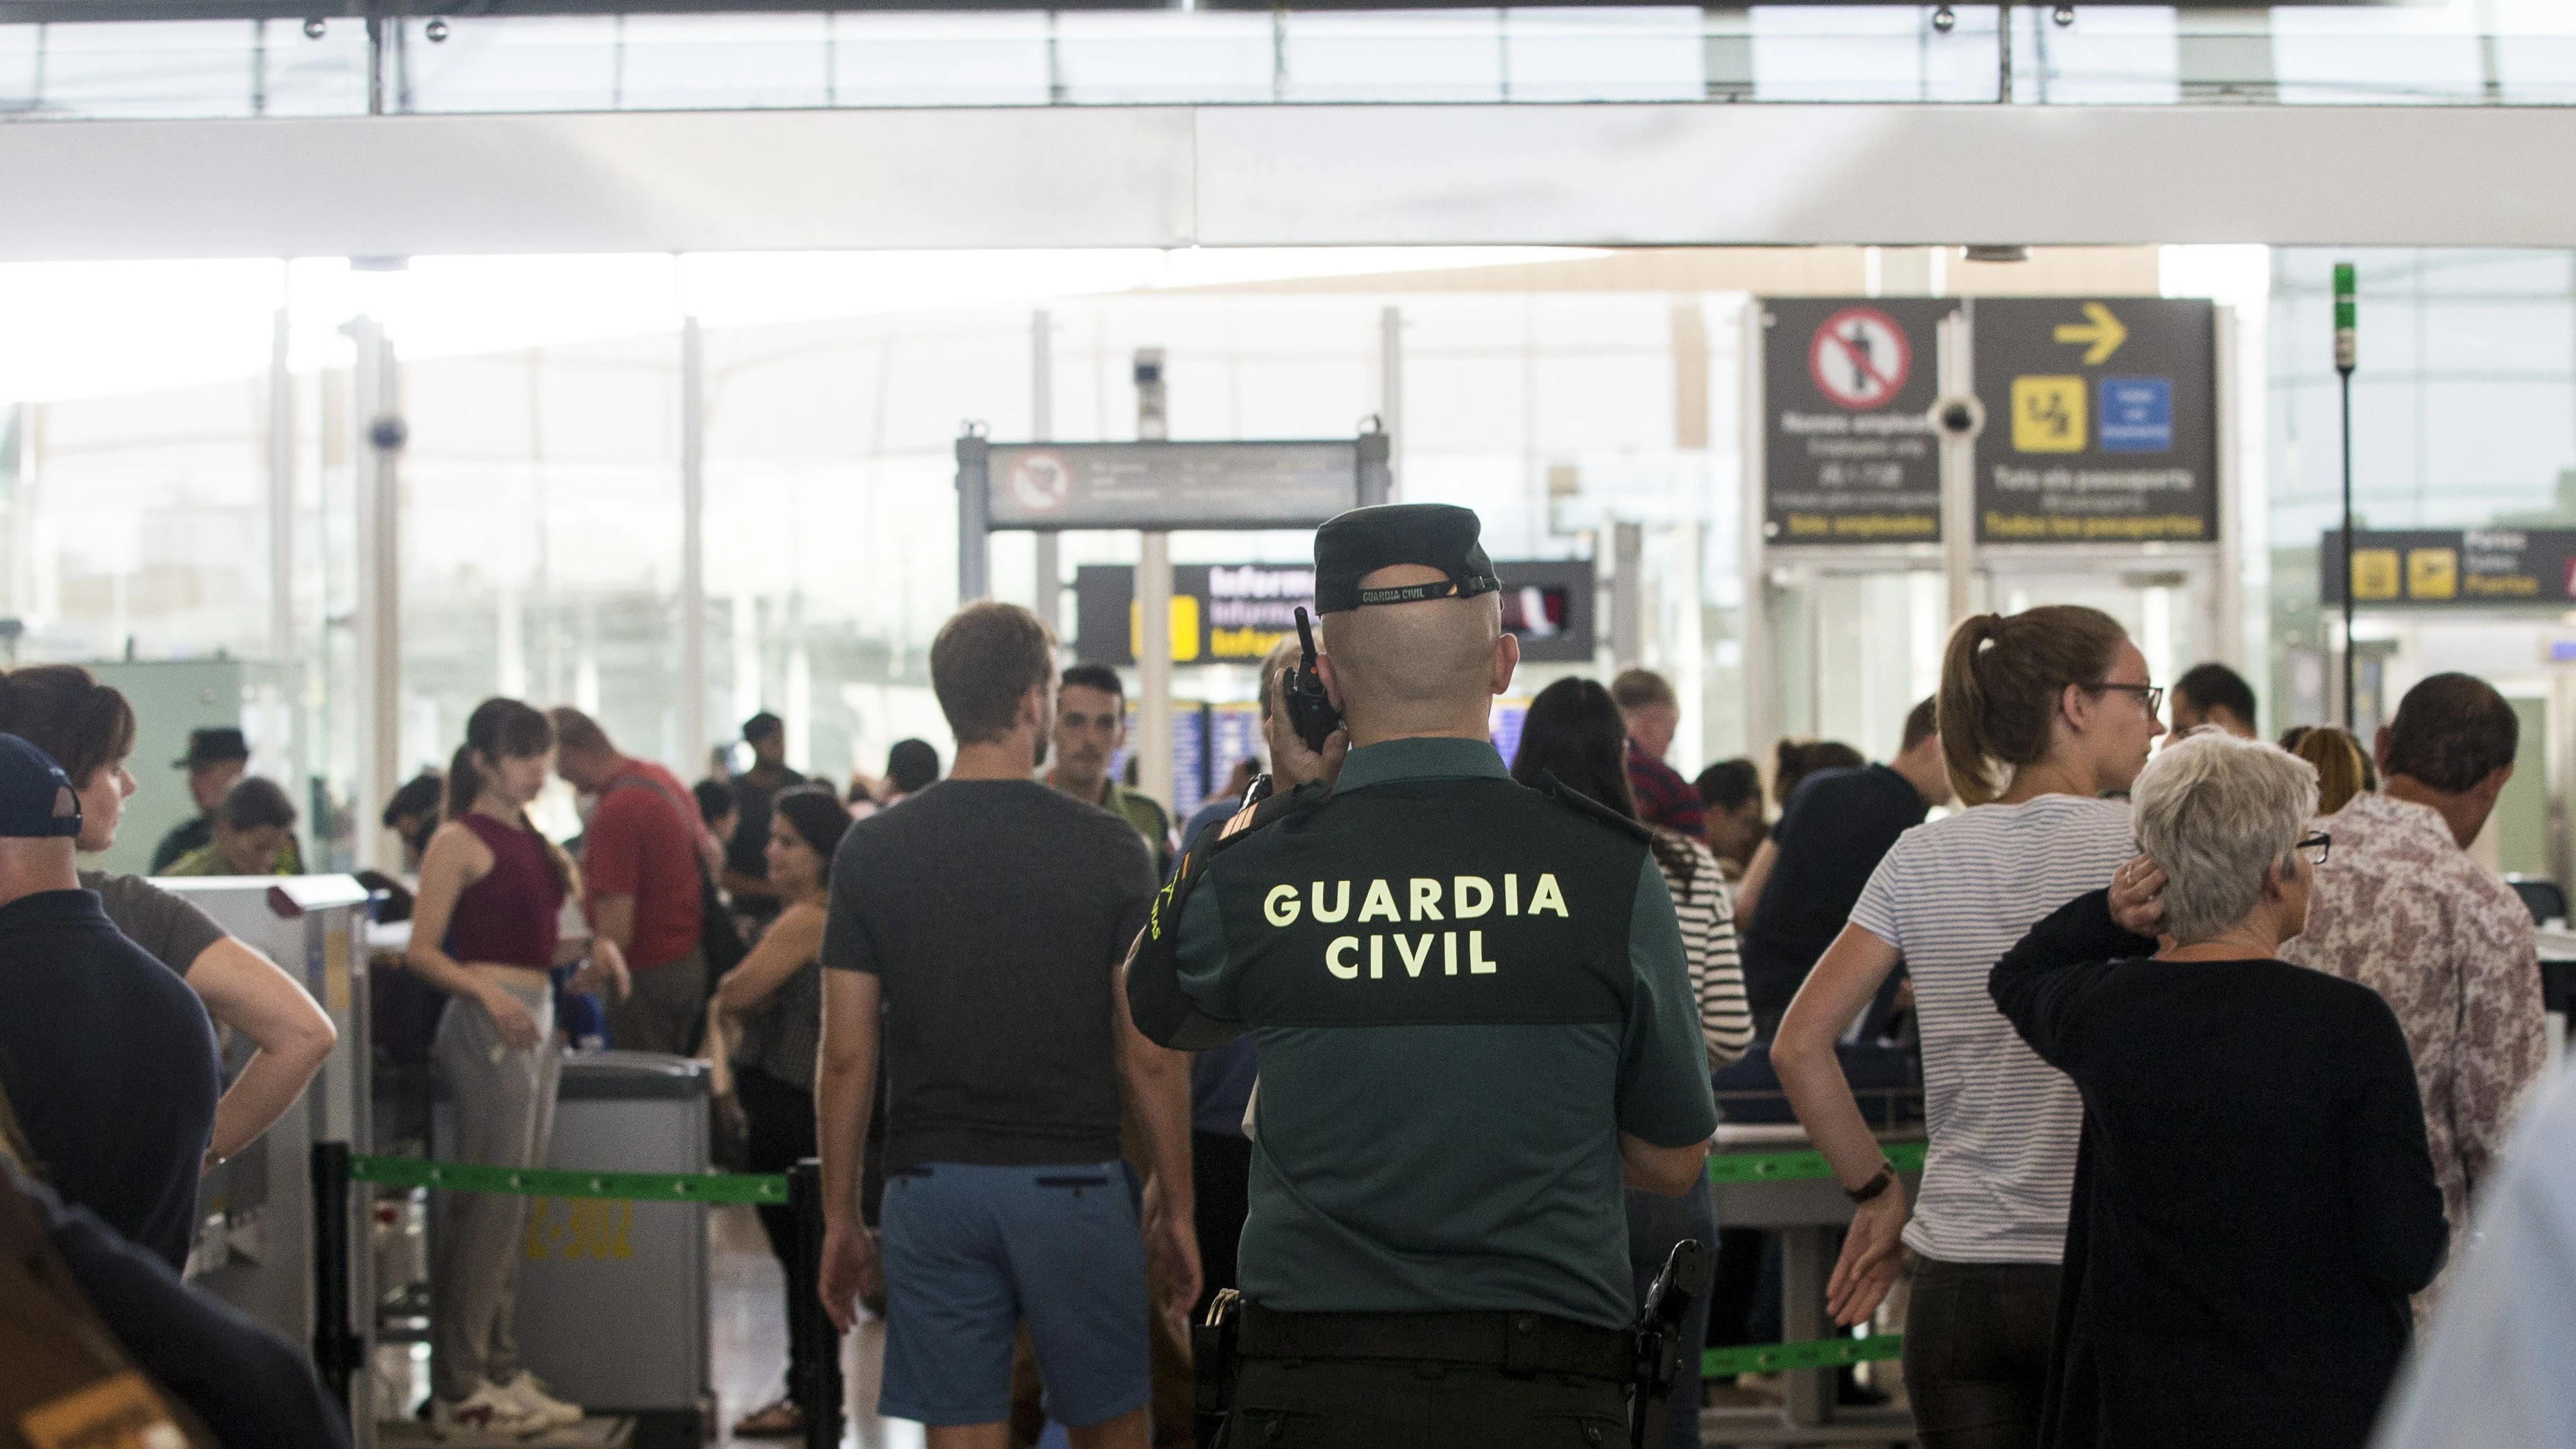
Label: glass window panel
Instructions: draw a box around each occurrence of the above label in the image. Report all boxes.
[21,380,267,662]
[1503,8,1702,104]
[2271,6,2487,105]
[615,14,830,112]
[1281,11,1503,105]
[832,13,1050,108]
[2493,0,2576,105]
[27,20,253,120]
[402,16,620,114]
[259,19,367,117]
[1054,12,1274,105]
[2020,4,2179,105]
[1752,3,2002,103]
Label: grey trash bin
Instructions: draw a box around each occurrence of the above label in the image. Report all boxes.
[432,1049,711,1441]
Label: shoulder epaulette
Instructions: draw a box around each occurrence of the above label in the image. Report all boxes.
[1537,769,1656,844]
[1145,779,1329,946]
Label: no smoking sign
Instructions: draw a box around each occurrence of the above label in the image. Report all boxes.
[1808,307,1913,411]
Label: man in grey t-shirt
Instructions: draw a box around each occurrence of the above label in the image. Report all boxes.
[815,601,1196,1446]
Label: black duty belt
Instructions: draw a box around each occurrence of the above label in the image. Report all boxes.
[1235,1301,1630,1382]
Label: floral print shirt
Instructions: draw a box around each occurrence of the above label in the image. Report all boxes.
[2283,791,2548,1313]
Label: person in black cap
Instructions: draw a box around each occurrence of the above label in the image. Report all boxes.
[0,732,221,1269]
[1127,503,1718,1446]
[150,726,251,874]
[724,711,808,925]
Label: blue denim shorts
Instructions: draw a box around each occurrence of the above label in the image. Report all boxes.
[877,1160,1150,1429]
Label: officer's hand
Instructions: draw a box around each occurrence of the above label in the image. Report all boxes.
[819,1220,880,1335]
[1825,1186,1907,1328]
[1271,723,1349,790]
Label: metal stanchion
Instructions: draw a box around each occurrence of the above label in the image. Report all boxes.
[790,1158,844,1449]
[311,1140,364,1406]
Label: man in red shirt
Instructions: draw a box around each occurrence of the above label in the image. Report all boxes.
[1611,667,1707,841]
[551,708,711,1056]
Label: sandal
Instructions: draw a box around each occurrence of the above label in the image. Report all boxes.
[732,1396,803,1438]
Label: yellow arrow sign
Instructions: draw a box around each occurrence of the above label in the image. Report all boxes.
[2054,302,2129,366]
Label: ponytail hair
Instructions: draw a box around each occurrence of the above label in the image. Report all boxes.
[446,696,577,901]
[1938,606,2129,807]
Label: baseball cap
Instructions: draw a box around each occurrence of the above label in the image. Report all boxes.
[0,734,83,839]
[1312,504,1501,615]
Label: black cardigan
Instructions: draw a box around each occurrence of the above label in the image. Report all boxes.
[1988,891,2448,1449]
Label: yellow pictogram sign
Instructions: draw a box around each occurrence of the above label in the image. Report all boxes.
[2054,302,2130,366]
[2011,376,2087,453]
[2351,549,2400,602]
[2407,548,2459,601]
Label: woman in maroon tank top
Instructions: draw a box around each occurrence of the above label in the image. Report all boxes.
[402,698,629,1434]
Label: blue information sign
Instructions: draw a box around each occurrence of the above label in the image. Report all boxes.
[2099,377,2174,453]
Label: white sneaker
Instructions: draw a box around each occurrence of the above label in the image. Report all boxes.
[493,1373,585,1431]
[429,1382,546,1439]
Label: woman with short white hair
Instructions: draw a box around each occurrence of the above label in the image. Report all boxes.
[1988,732,2448,1449]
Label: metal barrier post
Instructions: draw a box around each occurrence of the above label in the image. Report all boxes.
[790,1158,844,1449]
[310,1140,363,1405]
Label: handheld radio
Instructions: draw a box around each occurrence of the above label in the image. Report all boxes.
[1284,607,1344,754]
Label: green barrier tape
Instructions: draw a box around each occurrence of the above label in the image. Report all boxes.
[347,1154,788,1206]
[1703,1335,1902,1379]
[1708,1140,1927,1185]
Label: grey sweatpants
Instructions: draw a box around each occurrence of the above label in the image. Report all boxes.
[432,980,562,1403]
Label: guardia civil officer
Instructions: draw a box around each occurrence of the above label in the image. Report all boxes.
[1127,504,1717,1448]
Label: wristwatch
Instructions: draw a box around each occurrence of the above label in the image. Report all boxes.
[1844,1161,1897,1204]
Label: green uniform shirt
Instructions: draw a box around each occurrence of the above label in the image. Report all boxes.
[1154,737,1716,1330]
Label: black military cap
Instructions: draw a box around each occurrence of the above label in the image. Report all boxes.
[1312,503,1501,615]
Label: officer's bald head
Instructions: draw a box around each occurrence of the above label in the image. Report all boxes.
[1320,565,1515,744]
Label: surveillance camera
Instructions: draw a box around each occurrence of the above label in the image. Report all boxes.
[1931,394,1986,439]
[368,415,409,453]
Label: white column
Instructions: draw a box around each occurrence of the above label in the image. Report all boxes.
[681,316,708,771]
[265,307,296,792]
[1737,302,1774,766]
[1134,348,1173,809]
[345,316,401,872]
[1380,306,1404,500]
[1936,311,1980,629]
[1032,309,1057,632]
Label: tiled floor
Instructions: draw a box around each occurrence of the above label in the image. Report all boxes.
[708,1205,922,1449]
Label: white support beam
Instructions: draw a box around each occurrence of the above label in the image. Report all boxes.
[0,104,2574,258]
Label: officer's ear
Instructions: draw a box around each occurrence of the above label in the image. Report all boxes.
[1316,652,1347,714]
[1489,630,1520,696]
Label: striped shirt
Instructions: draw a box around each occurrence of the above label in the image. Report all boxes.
[1848,794,2133,1264]
[1657,832,1754,1068]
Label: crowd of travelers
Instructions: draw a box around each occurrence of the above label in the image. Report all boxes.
[0,580,2570,1448]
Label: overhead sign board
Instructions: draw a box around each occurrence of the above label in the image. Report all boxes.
[1762,298,1957,546]
[1972,298,2219,545]
[982,440,1365,531]
[1076,557,1596,666]
[2320,529,2576,608]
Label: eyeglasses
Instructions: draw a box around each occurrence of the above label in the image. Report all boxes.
[2296,830,2332,866]
[2092,682,2166,718]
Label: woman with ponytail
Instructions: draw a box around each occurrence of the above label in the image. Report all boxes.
[1771,606,2165,1449]
[404,698,624,1437]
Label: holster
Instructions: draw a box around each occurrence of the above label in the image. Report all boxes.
[1626,1240,1709,1449]
[1193,1288,1243,1443]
